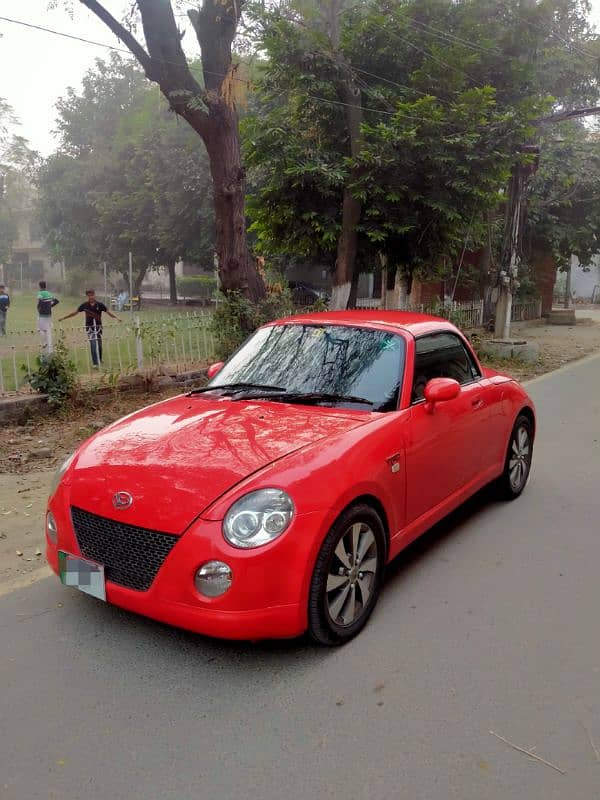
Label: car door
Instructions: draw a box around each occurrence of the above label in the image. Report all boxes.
[404,331,490,525]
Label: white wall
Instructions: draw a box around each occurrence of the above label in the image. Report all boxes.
[569,254,600,299]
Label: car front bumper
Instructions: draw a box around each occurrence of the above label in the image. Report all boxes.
[46,490,325,641]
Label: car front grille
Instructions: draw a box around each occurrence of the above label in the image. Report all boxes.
[71,506,179,592]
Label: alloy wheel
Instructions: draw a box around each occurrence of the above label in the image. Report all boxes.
[326,522,379,627]
[509,424,531,492]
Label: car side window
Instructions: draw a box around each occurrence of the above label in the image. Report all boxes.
[412,332,480,403]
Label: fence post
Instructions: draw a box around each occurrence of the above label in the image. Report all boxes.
[134,315,144,369]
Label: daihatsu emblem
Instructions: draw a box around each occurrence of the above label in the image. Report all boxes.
[113,491,133,510]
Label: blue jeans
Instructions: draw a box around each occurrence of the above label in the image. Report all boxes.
[0,309,6,335]
[86,325,103,365]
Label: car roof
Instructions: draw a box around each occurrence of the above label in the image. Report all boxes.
[275,309,460,337]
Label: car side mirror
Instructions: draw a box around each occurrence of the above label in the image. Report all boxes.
[207,361,225,380]
[424,378,461,414]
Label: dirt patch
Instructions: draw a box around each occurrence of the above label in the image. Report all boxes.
[0,470,54,593]
[0,387,182,476]
[472,315,600,382]
[0,388,184,592]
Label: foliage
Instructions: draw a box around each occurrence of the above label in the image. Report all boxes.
[244,0,599,292]
[23,335,78,408]
[64,266,102,297]
[176,275,217,297]
[528,123,600,270]
[36,54,214,292]
[210,283,296,360]
[0,99,38,265]
[52,0,265,303]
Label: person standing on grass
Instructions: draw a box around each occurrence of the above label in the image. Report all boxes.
[37,281,60,354]
[59,289,121,368]
[0,284,9,335]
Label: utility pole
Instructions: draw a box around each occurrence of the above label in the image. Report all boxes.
[494,145,540,340]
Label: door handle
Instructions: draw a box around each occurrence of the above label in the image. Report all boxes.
[471,397,485,409]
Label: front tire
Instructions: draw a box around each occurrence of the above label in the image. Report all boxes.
[496,414,534,500]
[308,504,386,646]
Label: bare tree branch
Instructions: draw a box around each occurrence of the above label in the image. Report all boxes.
[78,0,152,72]
[540,105,600,124]
[80,0,210,132]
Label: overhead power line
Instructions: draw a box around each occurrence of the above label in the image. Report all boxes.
[0,13,479,128]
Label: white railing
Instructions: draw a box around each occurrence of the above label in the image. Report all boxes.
[0,312,216,395]
[354,297,485,328]
[512,298,543,321]
[355,297,543,327]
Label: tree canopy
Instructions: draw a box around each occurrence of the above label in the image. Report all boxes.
[244,0,599,305]
[0,100,38,267]
[36,54,214,296]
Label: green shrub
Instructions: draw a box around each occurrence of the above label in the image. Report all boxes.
[210,285,297,361]
[176,275,217,298]
[23,335,78,408]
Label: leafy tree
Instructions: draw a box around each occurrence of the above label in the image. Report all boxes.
[528,123,600,272]
[36,54,214,299]
[245,0,598,308]
[0,100,38,266]
[245,0,542,305]
[52,0,265,305]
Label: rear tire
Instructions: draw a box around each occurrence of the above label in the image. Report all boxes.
[308,504,386,646]
[495,414,534,500]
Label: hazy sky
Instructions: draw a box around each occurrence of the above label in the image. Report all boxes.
[1,0,599,155]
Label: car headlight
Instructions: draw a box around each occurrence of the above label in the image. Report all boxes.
[223,489,295,549]
[49,452,76,497]
[46,511,58,544]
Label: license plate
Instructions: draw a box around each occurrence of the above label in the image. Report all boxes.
[58,551,106,601]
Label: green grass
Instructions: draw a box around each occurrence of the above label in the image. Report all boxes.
[1,291,214,393]
[1,291,202,334]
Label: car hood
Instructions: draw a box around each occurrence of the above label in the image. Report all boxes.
[67,394,371,534]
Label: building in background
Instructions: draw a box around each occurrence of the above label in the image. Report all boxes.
[0,178,62,290]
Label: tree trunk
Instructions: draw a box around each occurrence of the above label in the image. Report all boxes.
[134,266,146,296]
[331,78,363,311]
[384,267,411,309]
[167,261,177,305]
[80,0,266,305]
[204,118,264,301]
[325,0,363,311]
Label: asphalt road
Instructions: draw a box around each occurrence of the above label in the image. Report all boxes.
[2,351,600,800]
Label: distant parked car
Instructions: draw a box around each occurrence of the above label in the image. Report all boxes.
[288,281,329,306]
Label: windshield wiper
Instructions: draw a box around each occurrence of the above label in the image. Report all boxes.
[188,382,286,397]
[230,390,373,407]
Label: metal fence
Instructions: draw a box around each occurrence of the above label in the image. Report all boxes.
[511,298,543,322]
[355,297,542,328]
[0,312,216,395]
[1,298,544,397]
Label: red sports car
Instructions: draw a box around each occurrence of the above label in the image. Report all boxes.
[46,311,535,645]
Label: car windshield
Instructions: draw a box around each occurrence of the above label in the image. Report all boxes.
[209,324,406,412]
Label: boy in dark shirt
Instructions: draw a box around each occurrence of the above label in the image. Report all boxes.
[59,289,121,367]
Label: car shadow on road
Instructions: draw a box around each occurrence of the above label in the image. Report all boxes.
[381,484,501,591]
[55,486,501,672]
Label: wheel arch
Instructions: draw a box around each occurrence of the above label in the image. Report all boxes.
[341,494,391,561]
[518,405,536,436]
